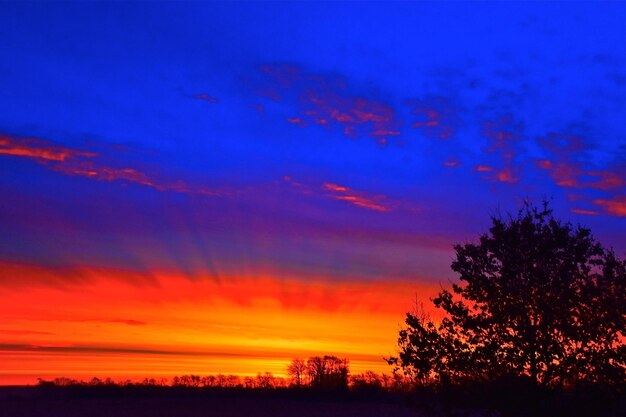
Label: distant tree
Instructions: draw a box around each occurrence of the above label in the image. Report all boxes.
[88,377,103,386]
[37,378,55,387]
[254,372,277,389]
[306,355,349,389]
[390,201,626,387]
[350,371,383,391]
[52,377,77,386]
[202,375,217,387]
[224,374,242,388]
[287,358,307,387]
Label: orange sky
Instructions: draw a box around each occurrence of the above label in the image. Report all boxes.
[0,261,443,385]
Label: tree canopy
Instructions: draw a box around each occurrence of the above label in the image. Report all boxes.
[390,201,625,387]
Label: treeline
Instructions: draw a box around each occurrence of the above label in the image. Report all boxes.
[37,355,412,391]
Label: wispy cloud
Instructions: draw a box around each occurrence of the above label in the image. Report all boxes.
[571,208,600,216]
[1,329,54,336]
[193,93,218,103]
[593,196,626,217]
[323,182,389,212]
[283,176,390,212]
[0,132,225,197]
[474,165,493,172]
[443,158,460,168]
[0,133,96,161]
[67,318,147,326]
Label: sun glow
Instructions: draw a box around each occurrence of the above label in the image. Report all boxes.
[0,261,441,384]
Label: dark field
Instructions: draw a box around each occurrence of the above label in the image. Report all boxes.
[0,387,421,417]
[2,385,624,417]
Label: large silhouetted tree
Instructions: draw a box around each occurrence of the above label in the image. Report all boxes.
[390,201,625,387]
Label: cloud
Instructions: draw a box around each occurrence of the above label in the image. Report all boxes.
[587,168,626,191]
[475,115,523,183]
[494,167,520,183]
[0,131,225,197]
[323,182,389,212]
[0,133,96,161]
[282,176,390,212]
[571,208,600,215]
[1,329,54,336]
[52,160,157,188]
[67,318,147,326]
[193,93,218,103]
[593,196,626,217]
[256,64,402,145]
[536,132,586,188]
[0,260,159,289]
[0,344,196,356]
[474,165,493,172]
[535,133,625,216]
[482,115,523,155]
[408,97,457,140]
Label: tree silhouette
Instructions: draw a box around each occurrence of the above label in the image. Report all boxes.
[306,356,350,389]
[287,358,307,387]
[390,201,625,387]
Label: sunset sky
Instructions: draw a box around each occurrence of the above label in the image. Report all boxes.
[0,2,625,385]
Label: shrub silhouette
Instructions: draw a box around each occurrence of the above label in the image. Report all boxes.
[389,201,625,388]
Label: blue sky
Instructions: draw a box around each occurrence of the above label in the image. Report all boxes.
[0,1,624,283]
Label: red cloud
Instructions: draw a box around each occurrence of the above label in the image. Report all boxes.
[536,159,552,170]
[257,64,402,146]
[483,115,523,154]
[593,196,626,217]
[538,160,584,188]
[0,133,96,162]
[494,167,520,183]
[537,136,625,218]
[473,116,524,184]
[587,169,626,191]
[51,160,157,188]
[409,97,457,140]
[473,165,519,183]
[194,93,218,103]
[474,165,493,172]
[287,117,305,126]
[0,131,224,197]
[536,134,625,216]
[571,208,600,215]
[536,133,586,188]
[323,182,389,212]
[283,176,390,212]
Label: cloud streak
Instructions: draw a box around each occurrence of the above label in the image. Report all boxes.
[593,196,626,217]
[283,176,391,212]
[0,133,96,161]
[0,132,225,197]
[323,182,389,212]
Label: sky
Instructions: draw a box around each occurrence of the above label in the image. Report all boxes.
[0,1,625,384]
